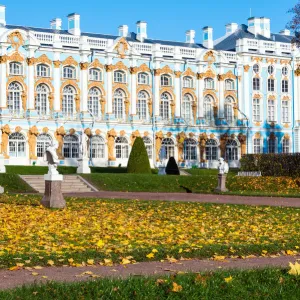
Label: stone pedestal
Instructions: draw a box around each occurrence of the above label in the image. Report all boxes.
[41,174,66,209]
[0,155,6,173]
[77,158,91,174]
[158,166,166,175]
[215,174,228,193]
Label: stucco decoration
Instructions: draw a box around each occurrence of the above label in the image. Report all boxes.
[15,126,22,133]
[130,67,138,74]
[120,130,126,137]
[112,83,130,98]
[89,59,104,69]
[183,89,197,101]
[220,133,229,158]
[53,61,62,68]
[80,62,89,70]
[62,56,78,66]
[84,128,92,137]
[88,82,106,96]
[42,127,49,134]
[112,61,128,71]
[210,133,215,139]
[254,132,261,139]
[192,102,197,124]
[154,65,174,76]
[35,78,54,92]
[144,131,149,137]
[267,58,277,64]
[69,128,76,135]
[197,73,204,80]
[137,85,152,97]
[105,64,114,72]
[167,132,172,137]
[21,91,26,111]
[238,133,247,156]
[217,74,226,81]
[223,70,237,80]
[130,130,140,145]
[28,126,39,159]
[0,55,8,64]
[7,52,25,62]
[282,95,290,100]
[75,95,80,112]
[243,65,250,72]
[54,126,66,159]
[284,133,290,140]
[124,98,130,118]
[280,59,290,65]
[160,87,176,101]
[100,97,106,116]
[177,132,186,162]
[201,68,216,79]
[26,57,35,66]
[7,31,24,50]
[1,125,11,158]
[148,98,153,117]
[114,37,129,59]
[136,63,151,73]
[48,93,54,111]
[35,54,52,65]
[268,95,276,100]
[253,93,262,99]
[199,133,208,162]
[183,67,196,77]
[174,71,182,78]
[107,129,117,161]
[203,51,216,65]
[189,132,195,138]
[170,100,175,119]
[95,129,101,136]
[295,67,300,77]
[155,131,164,162]
[252,57,263,62]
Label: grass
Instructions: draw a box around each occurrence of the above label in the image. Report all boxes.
[0,174,34,193]
[0,268,299,299]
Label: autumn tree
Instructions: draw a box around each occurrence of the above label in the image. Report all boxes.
[287,1,300,46]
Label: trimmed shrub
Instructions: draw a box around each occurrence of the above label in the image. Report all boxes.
[165,157,180,175]
[240,153,300,177]
[127,137,151,174]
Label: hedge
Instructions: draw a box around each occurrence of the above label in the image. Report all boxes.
[240,153,300,177]
[166,157,180,175]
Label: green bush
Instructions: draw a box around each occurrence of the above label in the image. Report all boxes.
[165,157,180,175]
[240,153,300,177]
[127,137,151,174]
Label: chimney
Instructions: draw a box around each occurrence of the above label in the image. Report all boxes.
[248,17,261,36]
[186,30,195,43]
[118,25,129,37]
[50,18,62,30]
[136,21,147,42]
[67,13,80,36]
[279,29,291,36]
[225,23,238,35]
[260,17,270,38]
[0,5,6,27]
[203,26,213,49]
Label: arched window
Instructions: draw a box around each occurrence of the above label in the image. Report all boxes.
[253,78,260,91]
[115,137,129,159]
[161,74,172,86]
[138,73,149,84]
[37,64,50,77]
[183,76,193,88]
[9,62,23,75]
[224,97,234,123]
[268,65,274,75]
[184,138,197,160]
[7,82,22,114]
[206,139,218,161]
[137,91,148,120]
[161,138,175,159]
[268,138,276,154]
[204,95,213,121]
[267,99,275,122]
[9,132,26,157]
[253,98,261,122]
[253,64,260,74]
[89,68,102,81]
[88,87,101,117]
[182,94,192,122]
[253,138,261,154]
[113,89,125,119]
[36,84,49,116]
[63,66,76,79]
[225,79,234,90]
[90,136,105,159]
[267,78,275,92]
[143,136,152,158]
[282,100,289,123]
[282,139,290,153]
[225,139,238,161]
[282,67,288,76]
[37,134,52,157]
[63,135,79,158]
[204,78,214,89]
[62,85,75,117]
[114,71,126,83]
[282,80,289,93]
[160,93,171,120]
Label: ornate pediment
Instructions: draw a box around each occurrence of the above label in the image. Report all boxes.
[7,52,24,62]
[35,54,52,65]
[7,31,24,50]
[89,59,104,69]
[203,51,216,65]
[183,67,195,77]
[113,61,128,71]
[137,63,151,73]
[62,56,78,66]
[202,68,216,78]
[114,37,129,59]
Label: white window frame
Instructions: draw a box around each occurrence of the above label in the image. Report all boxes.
[113,89,125,120]
[9,62,23,76]
[204,78,214,90]
[37,134,52,158]
[143,136,152,158]
[90,135,105,159]
[224,97,234,124]
[253,77,260,91]
[225,139,239,161]
[268,138,277,154]
[89,68,102,81]
[161,138,175,160]
[137,91,148,120]
[115,136,129,159]
[253,64,260,74]
[63,135,79,158]
[225,79,234,91]
[63,66,76,79]
[267,99,276,122]
[160,92,171,120]
[282,100,289,123]
[204,95,213,121]
[282,138,290,153]
[253,138,261,154]
[36,84,49,116]
[206,139,218,161]
[282,80,289,93]
[138,72,149,85]
[268,65,274,75]
[253,98,261,122]
[267,78,275,92]
[282,66,288,76]
[114,70,126,83]
[9,132,26,158]
[88,87,101,118]
[160,74,172,87]
[7,82,22,115]
[37,64,50,77]
[182,94,192,122]
[62,85,75,117]
[183,76,193,88]
[184,138,197,161]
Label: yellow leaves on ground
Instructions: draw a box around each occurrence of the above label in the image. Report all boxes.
[146,253,155,259]
[47,260,54,266]
[288,262,300,276]
[87,259,94,265]
[96,240,105,248]
[171,282,183,292]
[224,276,233,283]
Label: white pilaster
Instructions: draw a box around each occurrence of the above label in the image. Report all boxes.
[106,67,113,114]
[243,66,250,118]
[197,75,204,118]
[295,74,300,122]
[174,71,181,118]
[27,47,37,110]
[0,46,7,108]
[154,73,160,116]
[237,66,243,117]
[80,63,88,112]
[53,52,61,112]
[130,67,137,115]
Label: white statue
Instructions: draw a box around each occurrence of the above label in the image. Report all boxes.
[218,158,229,175]
[80,132,90,159]
[44,141,60,175]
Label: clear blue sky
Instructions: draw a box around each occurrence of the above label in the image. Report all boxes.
[2,0,297,41]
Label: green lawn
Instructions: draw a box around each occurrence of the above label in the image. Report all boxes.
[1,268,299,299]
[0,174,34,193]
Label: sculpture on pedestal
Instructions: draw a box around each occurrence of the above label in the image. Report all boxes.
[215,158,229,192]
[77,130,91,174]
[217,157,229,175]
[44,141,60,175]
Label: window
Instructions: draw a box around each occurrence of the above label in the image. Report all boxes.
[89,68,102,81]
[267,100,275,122]
[282,67,288,76]
[63,66,76,79]
[268,65,274,75]
[161,138,175,160]
[206,139,218,161]
[9,62,23,75]
[224,97,234,123]
[183,76,193,88]
[36,84,49,116]
[37,134,52,158]
[114,71,126,83]
[253,78,260,91]
[204,95,213,121]
[138,73,149,84]
[253,99,261,122]
[37,64,50,77]
[62,85,75,117]
[88,87,101,117]
[90,136,105,159]
[113,89,125,119]
[184,139,197,160]
[115,137,129,159]
[282,100,289,123]
[161,74,172,86]
[282,80,289,93]
[160,93,171,120]
[253,64,260,74]
[282,139,290,153]
[137,91,148,120]
[268,138,276,153]
[143,136,152,158]
[204,78,214,89]
[253,138,261,154]
[63,135,79,158]
[225,139,238,161]
[9,132,26,157]
[182,94,192,122]
[7,82,22,114]
[268,79,275,92]
[225,79,234,90]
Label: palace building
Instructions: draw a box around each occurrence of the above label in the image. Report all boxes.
[0,5,299,168]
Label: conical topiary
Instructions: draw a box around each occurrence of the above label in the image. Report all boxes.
[127,137,151,174]
[165,157,180,175]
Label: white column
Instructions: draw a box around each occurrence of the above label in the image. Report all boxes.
[0,50,7,108]
[197,74,204,118]
[154,72,160,116]
[53,52,61,112]
[174,71,181,117]
[218,76,225,118]
[27,59,35,110]
[80,62,88,112]
[237,67,243,116]
[295,74,300,122]
[130,67,137,115]
[106,66,113,114]
[243,66,250,118]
